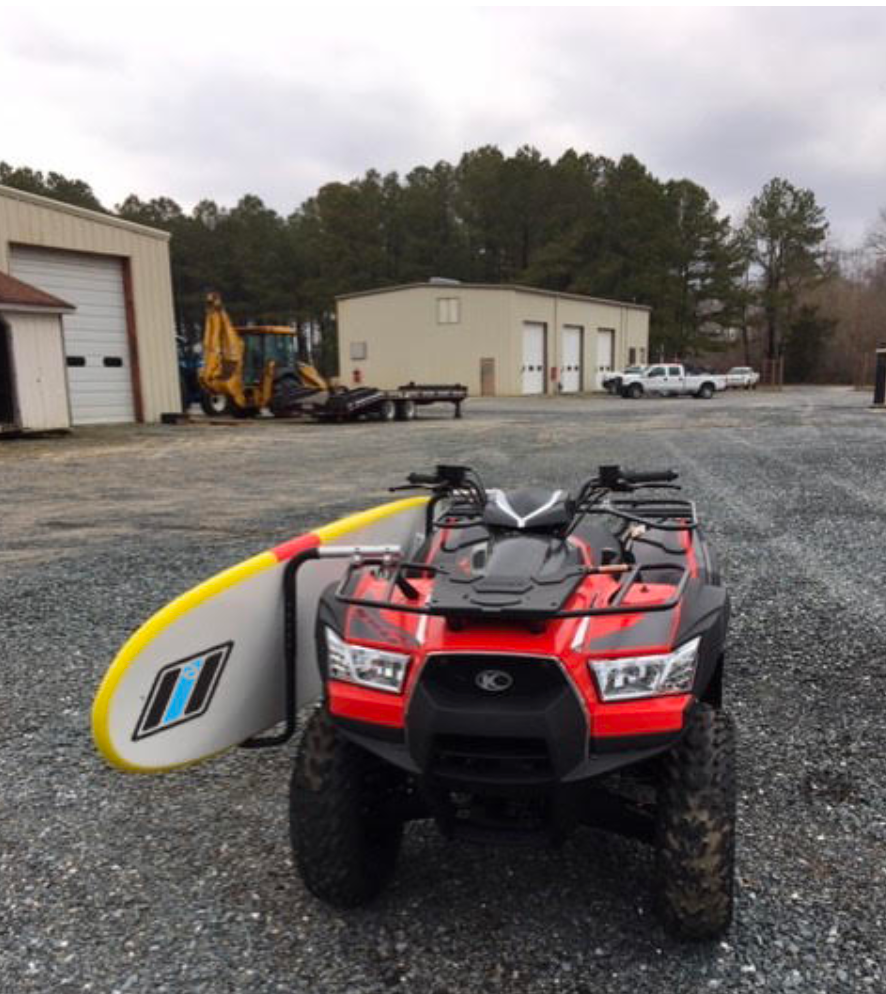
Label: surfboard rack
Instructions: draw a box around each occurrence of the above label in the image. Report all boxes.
[239,544,408,750]
[240,545,321,749]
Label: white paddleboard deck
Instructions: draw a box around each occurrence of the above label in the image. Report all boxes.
[92,498,428,773]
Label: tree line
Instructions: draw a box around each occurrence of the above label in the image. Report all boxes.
[2,149,881,382]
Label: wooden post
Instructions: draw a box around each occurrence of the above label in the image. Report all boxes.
[873,344,886,407]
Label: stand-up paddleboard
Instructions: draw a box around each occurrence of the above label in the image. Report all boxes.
[92,497,429,773]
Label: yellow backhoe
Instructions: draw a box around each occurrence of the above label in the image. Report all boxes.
[198,292,326,417]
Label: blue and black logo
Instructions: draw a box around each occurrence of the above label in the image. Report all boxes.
[133,642,232,741]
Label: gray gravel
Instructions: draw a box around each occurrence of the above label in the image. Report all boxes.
[1,386,885,993]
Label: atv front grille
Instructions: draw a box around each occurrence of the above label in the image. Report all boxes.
[407,653,587,783]
[421,654,567,702]
[431,734,553,783]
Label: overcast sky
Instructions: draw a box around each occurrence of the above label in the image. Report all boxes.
[3,4,885,246]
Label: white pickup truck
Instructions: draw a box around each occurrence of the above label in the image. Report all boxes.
[725,366,760,389]
[601,365,647,394]
[619,363,727,400]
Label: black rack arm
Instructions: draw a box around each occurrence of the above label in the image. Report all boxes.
[240,545,320,749]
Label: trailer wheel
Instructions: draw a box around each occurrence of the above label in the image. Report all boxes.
[378,399,396,422]
[396,399,416,421]
[290,708,404,908]
[654,704,736,940]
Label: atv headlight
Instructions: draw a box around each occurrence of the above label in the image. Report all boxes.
[589,637,701,702]
[324,627,410,694]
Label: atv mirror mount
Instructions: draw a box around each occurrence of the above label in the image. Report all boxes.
[598,464,627,491]
[435,464,471,486]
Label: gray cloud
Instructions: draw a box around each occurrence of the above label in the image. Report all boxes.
[11,19,124,70]
[3,6,886,243]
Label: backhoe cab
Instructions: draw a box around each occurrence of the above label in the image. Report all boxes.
[198,292,324,417]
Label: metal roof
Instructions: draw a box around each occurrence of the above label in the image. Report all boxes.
[0,270,75,312]
[0,184,171,241]
[335,281,652,312]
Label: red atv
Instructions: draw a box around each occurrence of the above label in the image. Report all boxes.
[291,465,736,940]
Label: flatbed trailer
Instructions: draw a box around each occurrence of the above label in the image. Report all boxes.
[309,383,467,423]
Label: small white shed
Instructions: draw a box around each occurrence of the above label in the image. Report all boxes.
[0,270,75,433]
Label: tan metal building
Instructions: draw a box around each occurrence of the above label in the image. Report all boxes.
[0,184,180,425]
[336,282,650,396]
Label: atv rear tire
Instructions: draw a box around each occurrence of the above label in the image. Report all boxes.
[290,708,404,908]
[654,704,736,940]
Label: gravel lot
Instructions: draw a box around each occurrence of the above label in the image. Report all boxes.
[1,386,885,994]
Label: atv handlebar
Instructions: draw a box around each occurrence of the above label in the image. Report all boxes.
[621,468,679,484]
[597,464,679,491]
[406,472,441,486]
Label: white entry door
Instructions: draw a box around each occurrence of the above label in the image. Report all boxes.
[521,322,545,394]
[561,326,582,393]
[596,328,615,390]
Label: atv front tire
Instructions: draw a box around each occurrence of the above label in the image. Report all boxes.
[654,704,736,940]
[290,708,404,908]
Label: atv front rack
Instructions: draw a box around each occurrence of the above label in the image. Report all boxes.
[330,547,689,621]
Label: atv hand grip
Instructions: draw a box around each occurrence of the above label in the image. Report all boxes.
[622,468,679,484]
[407,472,441,486]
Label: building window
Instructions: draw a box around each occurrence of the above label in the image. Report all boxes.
[628,347,637,365]
[350,341,367,360]
[436,297,461,324]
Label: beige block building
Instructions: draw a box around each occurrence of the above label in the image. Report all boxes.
[0,184,180,428]
[336,282,650,396]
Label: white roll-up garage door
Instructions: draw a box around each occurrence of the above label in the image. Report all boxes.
[522,322,546,394]
[10,246,135,425]
[596,328,615,391]
[561,325,582,393]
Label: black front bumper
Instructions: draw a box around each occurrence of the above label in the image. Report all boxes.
[333,654,683,790]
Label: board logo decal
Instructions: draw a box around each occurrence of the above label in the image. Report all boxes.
[132,642,233,741]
